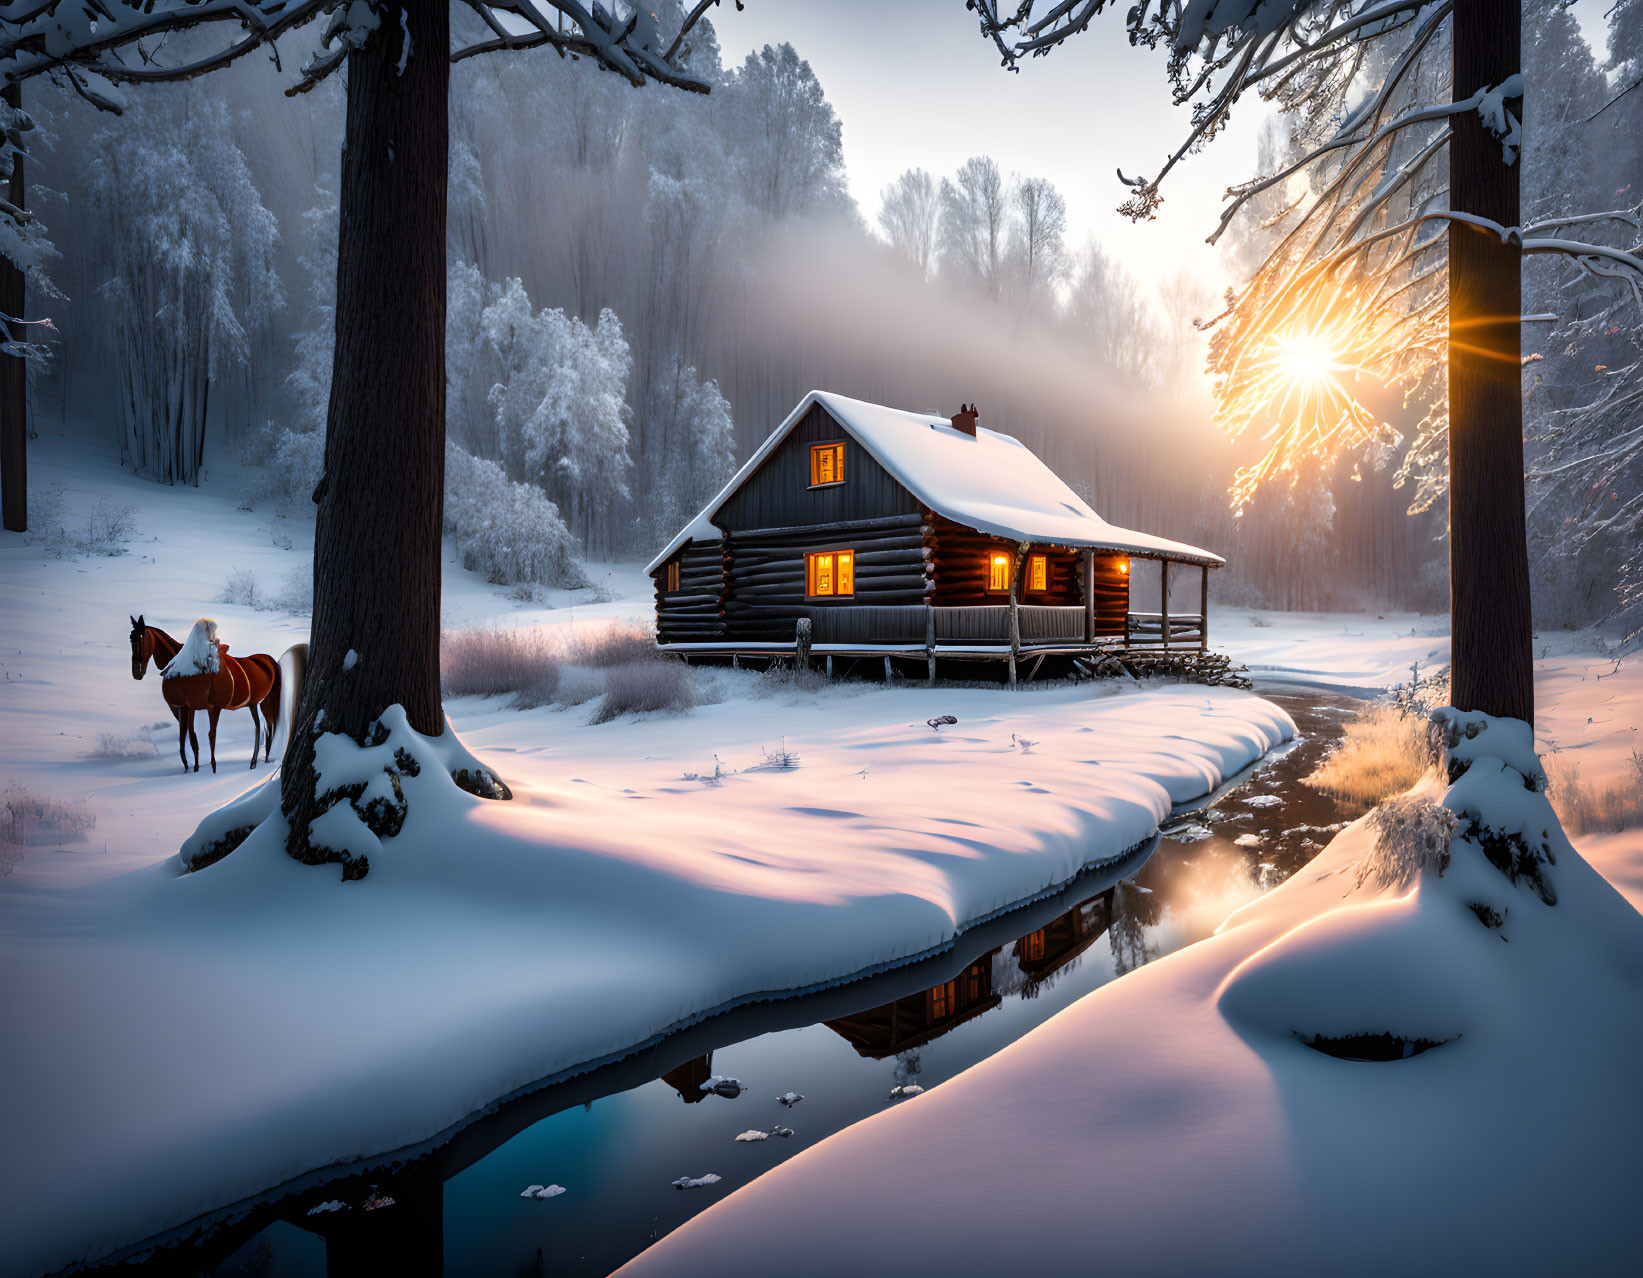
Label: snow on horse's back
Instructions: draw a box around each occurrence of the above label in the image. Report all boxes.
[163,618,221,680]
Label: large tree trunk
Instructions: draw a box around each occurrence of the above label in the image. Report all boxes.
[1448,0,1533,723]
[281,8,451,865]
[1,83,26,533]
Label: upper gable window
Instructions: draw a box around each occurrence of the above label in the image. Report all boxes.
[809,441,846,488]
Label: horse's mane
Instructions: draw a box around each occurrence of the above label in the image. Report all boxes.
[162,617,221,680]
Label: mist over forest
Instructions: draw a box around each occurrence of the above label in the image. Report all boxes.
[24,0,1640,631]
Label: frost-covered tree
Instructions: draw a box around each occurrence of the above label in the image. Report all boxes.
[1064,240,1160,386]
[480,279,633,552]
[1007,176,1068,320]
[1,82,59,530]
[939,156,1011,300]
[86,89,279,486]
[0,0,730,877]
[972,0,1643,721]
[719,43,850,222]
[646,354,734,537]
[878,168,941,278]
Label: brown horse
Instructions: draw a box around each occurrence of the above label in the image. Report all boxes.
[129,615,282,773]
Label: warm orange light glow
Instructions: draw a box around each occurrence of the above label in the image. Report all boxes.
[806,549,854,597]
[1119,559,1129,575]
[1027,554,1047,592]
[988,552,1011,592]
[1221,312,1393,511]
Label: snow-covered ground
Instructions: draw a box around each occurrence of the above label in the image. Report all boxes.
[0,438,1294,1276]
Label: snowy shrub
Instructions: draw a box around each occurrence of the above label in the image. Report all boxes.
[2,788,96,875]
[553,666,606,707]
[441,627,561,708]
[88,732,155,760]
[1357,796,1456,890]
[590,660,696,723]
[444,443,590,591]
[215,566,312,615]
[1547,754,1643,836]
[561,620,660,668]
[1303,706,1430,810]
[218,567,264,608]
[27,484,139,558]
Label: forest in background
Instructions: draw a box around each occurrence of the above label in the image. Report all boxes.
[16,0,1640,630]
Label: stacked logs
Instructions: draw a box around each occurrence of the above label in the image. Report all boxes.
[655,538,727,642]
[723,513,932,642]
[928,514,1127,635]
[1077,649,1252,689]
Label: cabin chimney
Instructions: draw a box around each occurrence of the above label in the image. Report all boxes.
[950,403,978,437]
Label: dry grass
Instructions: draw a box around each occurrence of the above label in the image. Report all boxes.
[441,627,560,708]
[590,660,696,723]
[1546,753,1643,836]
[1302,705,1431,809]
[561,620,660,668]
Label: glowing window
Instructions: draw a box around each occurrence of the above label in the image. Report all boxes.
[806,550,855,597]
[809,442,846,487]
[1028,554,1048,593]
[987,552,1012,592]
[1119,558,1130,576]
[666,561,680,592]
[927,979,955,1020]
[1024,929,1046,961]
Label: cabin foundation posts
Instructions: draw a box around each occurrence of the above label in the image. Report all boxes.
[1161,560,1172,652]
[826,654,834,679]
[925,603,936,684]
[1200,564,1209,653]
[1082,548,1095,644]
[884,656,893,683]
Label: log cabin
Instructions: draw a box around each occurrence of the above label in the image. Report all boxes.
[648,391,1225,683]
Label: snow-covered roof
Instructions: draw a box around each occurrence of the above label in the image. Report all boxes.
[646,391,1224,573]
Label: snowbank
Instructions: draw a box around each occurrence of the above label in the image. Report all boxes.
[623,721,1643,1276]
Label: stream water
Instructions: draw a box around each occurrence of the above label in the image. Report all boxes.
[160,692,1363,1278]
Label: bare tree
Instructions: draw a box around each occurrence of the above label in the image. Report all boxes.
[1009,175,1068,319]
[1065,239,1159,385]
[939,155,1011,299]
[0,0,730,877]
[1155,268,1213,399]
[878,167,941,278]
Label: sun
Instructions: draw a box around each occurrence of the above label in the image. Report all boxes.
[1275,331,1339,387]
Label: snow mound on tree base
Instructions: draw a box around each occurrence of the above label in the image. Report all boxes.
[621,719,1643,1277]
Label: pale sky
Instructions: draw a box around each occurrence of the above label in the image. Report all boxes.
[717,0,1617,305]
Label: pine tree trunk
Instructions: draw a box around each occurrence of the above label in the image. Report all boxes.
[1448,0,1533,723]
[281,7,451,861]
[1,83,26,533]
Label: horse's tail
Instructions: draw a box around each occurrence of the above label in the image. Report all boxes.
[276,643,309,762]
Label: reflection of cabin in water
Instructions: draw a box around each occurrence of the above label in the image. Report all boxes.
[826,887,1119,1058]
[826,957,1001,1059]
[647,391,1225,682]
[1013,890,1114,984]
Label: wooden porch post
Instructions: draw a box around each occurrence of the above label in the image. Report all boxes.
[1082,548,1094,644]
[925,602,936,685]
[1161,560,1171,651]
[1200,564,1209,652]
[1007,544,1025,687]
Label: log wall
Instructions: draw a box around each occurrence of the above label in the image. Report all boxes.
[927,515,1129,634]
[721,512,933,643]
[653,538,727,643]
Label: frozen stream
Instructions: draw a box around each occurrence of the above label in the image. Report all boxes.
[112,693,1362,1278]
